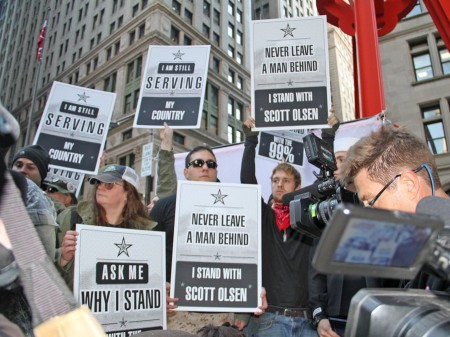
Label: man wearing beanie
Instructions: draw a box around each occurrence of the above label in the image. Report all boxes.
[11,144,58,260]
[12,144,50,187]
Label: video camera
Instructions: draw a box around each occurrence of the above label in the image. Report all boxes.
[284,133,359,238]
[314,202,450,337]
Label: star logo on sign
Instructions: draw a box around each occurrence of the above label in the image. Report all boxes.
[114,237,132,257]
[281,23,296,38]
[173,50,185,60]
[119,317,127,327]
[214,252,221,260]
[287,80,294,86]
[211,189,228,205]
[77,92,89,103]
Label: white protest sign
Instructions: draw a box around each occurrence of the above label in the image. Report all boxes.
[134,45,210,129]
[141,142,153,177]
[74,225,166,334]
[251,17,331,131]
[170,181,262,312]
[34,81,116,174]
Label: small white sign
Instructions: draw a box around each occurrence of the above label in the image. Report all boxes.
[141,142,153,177]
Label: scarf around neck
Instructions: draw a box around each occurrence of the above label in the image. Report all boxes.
[272,202,290,231]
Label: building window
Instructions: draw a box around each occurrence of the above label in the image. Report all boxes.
[213,32,220,46]
[171,25,180,44]
[139,23,145,38]
[236,8,242,23]
[122,129,132,141]
[209,84,219,107]
[210,115,218,135]
[132,4,139,17]
[202,24,210,38]
[212,57,220,73]
[172,0,181,14]
[118,15,123,28]
[103,72,117,92]
[228,97,242,120]
[184,35,192,45]
[126,56,142,83]
[173,132,185,145]
[213,9,220,25]
[439,48,450,75]
[114,41,120,55]
[237,76,243,90]
[228,125,235,143]
[228,23,235,38]
[110,22,116,34]
[129,30,136,45]
[203,1,211,16]
[184,9,193,24]
[124,94,132,114]
[119,153,135,168]
[228,1,234,15]
[237,52,243,64]
[422,105,447,154]
[413,53,433,81]
[228,45,235,58]
[236,30,243,45]
[228,69,235,83]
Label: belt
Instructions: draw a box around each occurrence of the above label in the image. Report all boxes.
[266,305,312,319]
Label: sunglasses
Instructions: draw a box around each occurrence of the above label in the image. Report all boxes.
[46,187,59,193]
[187,159,218,169]
[94,181,123,190]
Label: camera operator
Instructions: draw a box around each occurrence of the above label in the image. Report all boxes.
[339,125,450,292]
[309,116,383,337]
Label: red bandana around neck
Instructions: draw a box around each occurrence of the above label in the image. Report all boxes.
[272,203,290,232]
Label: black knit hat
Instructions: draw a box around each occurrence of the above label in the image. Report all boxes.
[12,144,50,182]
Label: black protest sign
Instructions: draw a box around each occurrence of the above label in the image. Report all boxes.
[134,45,210,129]
[34,81,115,174]
[258,132,304,167]
[171,181,262,312]
[74,225,167,332]
[251,17,331,131]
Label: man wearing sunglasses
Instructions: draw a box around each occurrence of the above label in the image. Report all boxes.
[339,125,450,291]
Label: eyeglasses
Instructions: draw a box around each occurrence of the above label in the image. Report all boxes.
[46,187,59,193]
[94,181,123,190]
[187,159,218,169]
[367,165,424,208]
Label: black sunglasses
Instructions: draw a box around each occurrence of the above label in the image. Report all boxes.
[187,159,218,169]
[46,187,58,193]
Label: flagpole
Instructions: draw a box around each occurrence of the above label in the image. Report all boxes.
[25,6,51,145]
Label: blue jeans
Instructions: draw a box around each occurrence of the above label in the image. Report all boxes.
[244,312,317,337]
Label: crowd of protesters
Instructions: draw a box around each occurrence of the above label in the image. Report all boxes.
[1,99,450,337]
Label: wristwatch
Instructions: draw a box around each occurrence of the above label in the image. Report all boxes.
[312,313,328,330]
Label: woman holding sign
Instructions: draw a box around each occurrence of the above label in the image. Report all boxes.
[57,164,155,287]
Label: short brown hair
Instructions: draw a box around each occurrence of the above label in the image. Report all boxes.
[271,162,301,188]
[339,125,440,189]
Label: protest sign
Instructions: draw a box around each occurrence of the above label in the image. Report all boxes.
[45,167,84,197]
[141,142,153,177]
[257,129,309,167]
[34,81,115,174]
[74,225,166,334]
[251,16,331,131]
[134,45,210,129]
[170,181,262,312]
